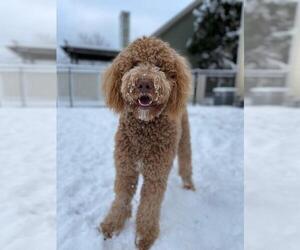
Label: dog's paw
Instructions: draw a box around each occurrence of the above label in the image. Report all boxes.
[99,222,115,240]
[183,180,196,191]
[135,235,153,250]
[99,205,132,240]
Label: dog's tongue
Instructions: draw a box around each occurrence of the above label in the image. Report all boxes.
[138,96,152,107]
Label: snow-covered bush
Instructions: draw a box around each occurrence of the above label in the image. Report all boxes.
[245,0,297,69]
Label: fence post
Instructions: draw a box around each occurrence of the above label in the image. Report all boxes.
[193,72,207,105]
[19,67,26,107]
[68,67,74,107]
[193,72,198,105]
[97,71,101,105]
[0,73,3,107]
[198,75,207,104]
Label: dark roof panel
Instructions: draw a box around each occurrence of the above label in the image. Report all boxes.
[62,46,120,62]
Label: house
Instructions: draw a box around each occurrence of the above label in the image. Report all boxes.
[152,0,202,69]
[152,0,300,106]
[152,0,242,104]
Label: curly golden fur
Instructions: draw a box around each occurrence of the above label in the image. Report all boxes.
[100,37,195,250]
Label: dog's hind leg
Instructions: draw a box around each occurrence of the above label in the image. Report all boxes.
[178,109,195,190]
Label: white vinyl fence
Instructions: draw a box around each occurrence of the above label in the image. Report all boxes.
[0,64,56,107]
[57,64,106,107]
[245,69,289,105]
[0,63,291,107]
[191,69,237,104]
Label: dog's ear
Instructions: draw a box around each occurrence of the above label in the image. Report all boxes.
[166,53,192,118]
[101,56,125,113]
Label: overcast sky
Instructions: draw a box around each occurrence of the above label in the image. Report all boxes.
[0,0,193,62]
[58,0,194,48]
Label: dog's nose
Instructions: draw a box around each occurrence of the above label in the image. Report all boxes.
[137,79,154,93]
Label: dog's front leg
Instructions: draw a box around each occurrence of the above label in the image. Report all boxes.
[135,163,171,250]
[100,158,138,239]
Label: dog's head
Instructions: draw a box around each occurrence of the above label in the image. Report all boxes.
[102,37,191,121]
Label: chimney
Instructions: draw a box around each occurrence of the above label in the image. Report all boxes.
[120,11,130,48]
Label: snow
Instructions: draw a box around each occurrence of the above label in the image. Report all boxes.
[0,108,56,250]
[1,106,244,250]
[2,104,300,250]
[57,106,243,250]
[250,87,288,93]
[213,87,237,92]
[245,107,300,250]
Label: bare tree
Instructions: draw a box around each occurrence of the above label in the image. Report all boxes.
[78,33,110,48]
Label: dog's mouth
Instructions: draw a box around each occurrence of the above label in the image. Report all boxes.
[138,95,153,107]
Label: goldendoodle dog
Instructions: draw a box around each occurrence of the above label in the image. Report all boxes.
[100,36,195,250]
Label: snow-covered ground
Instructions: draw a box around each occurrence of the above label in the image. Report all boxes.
[2,106,300,250]
[0,106,244,250]
[0,108,56,250]
[0,106,243,250]
[245,107,300,250]
[57,106,244,250]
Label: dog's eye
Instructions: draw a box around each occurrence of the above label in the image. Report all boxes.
[131,61,139,68]
[169,72,176,79]
[154,63,161,69]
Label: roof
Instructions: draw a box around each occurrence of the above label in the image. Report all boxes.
[8,45,56,61]
[152,0,202,37]
[62,45,120,62]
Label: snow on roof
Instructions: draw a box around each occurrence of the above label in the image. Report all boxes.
[7,45,56,61]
